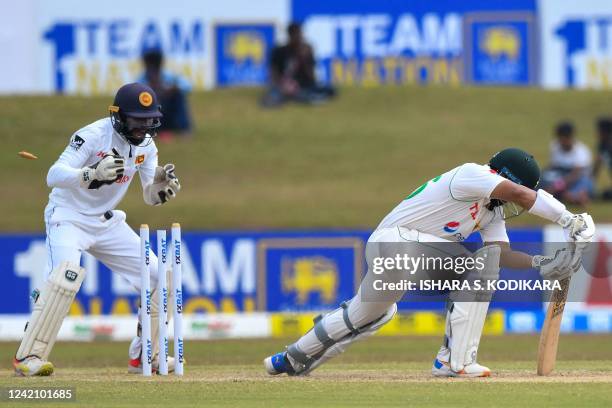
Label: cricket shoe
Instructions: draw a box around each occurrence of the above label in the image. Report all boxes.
[264,352,296,376]
[431,358,491,378]
[13,356,54,377]
[128,356,176,374]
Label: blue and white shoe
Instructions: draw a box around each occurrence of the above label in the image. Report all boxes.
[264,352,295,376]
[432,358,491,378]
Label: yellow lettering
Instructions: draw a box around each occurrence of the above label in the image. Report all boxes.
[111,298,133,315]
[331,59,357,85]
[89,297,102,315]
[431,59,448,84]
[243,297,255,312]
[361,59,381,87]
[75,62,101,95]
[449,58,462,86]
[184,297,217,313]
[128,60,142,80]
[166,62,206,90]
[220,298,238,313]
[415,57,431,84]
[382,57,399,84]
[69,299,85,316]
[586,59,611,88]
[401,58,417,84]
[104,62,124,94]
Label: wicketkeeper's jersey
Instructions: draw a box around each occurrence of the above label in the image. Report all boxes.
[46,118,158,215]
[376,163,509,242]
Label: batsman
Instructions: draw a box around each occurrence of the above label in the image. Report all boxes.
[265,148,595,378]
[13,83,181,376]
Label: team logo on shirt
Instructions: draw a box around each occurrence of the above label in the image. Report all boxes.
[69,135,85,150]
[443,221,460,233]
[136,154,145,164]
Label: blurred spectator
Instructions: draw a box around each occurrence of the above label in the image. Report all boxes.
[541,121,594,206]
[139,49,193,141]
[261,22,336,107]
[593,117,612,200]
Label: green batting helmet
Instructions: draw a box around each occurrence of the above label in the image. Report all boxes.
[488,148,540,190]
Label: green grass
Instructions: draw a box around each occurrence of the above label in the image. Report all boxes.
[1,336,611,407]
[1,86,611,232]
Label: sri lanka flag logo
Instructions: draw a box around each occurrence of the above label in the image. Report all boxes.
[444,221,460,233]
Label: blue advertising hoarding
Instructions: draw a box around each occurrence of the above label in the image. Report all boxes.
[291,0,536,86]
[2,228,543,316]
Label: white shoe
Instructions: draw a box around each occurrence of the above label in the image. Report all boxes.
[13,356,54,377]
[432,358,491,377]
[128,356,176,374]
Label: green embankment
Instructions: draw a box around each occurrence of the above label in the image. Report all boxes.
[2,86,610,232]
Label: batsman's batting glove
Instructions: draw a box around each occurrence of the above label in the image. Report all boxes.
[80,148,125,189]
[533,247,583,281]
[144,163,181,205]
[557,211,596,243]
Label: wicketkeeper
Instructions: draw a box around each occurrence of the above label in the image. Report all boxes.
[13,83,181,376]
[265,148,595,377]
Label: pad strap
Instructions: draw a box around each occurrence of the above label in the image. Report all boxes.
[313,319,336,349]
[287,344,315,366]
[341,301,361,336]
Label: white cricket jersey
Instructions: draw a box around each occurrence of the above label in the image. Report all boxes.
[47,118,158,215]
[376,163,509,242]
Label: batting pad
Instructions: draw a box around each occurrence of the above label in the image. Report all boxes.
[448,245,500,372]
[17,261,85,361]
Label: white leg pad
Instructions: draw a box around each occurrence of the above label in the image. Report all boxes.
[447,245,500,372]
[16,261,85,360]
[305,303,397,374]
[287,301,397,375]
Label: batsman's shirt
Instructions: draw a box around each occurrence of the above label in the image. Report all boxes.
[377,163,509,242]
[46,118,158,215]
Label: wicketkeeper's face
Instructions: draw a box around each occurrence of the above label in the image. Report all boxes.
[126,116,159,141]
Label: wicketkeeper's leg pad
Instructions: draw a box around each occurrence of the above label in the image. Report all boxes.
[16,261,85,361]
[446,245,500,372]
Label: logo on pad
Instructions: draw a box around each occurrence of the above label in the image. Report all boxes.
[65,270,78,281]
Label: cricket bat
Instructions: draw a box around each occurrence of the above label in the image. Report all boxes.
[537,216,586,376]
[536,276,570,376]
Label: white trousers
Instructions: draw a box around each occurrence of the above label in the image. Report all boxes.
[44,204,158,292]
[296,227,453,356]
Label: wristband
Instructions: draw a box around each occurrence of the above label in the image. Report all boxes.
[527,189,569,224]
[80,167,94,188]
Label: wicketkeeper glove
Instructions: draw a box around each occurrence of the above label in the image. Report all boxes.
[80,149,125,189]
[144,163,181,205]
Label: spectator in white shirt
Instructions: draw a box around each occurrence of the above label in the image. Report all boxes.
[541,121,594,206]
